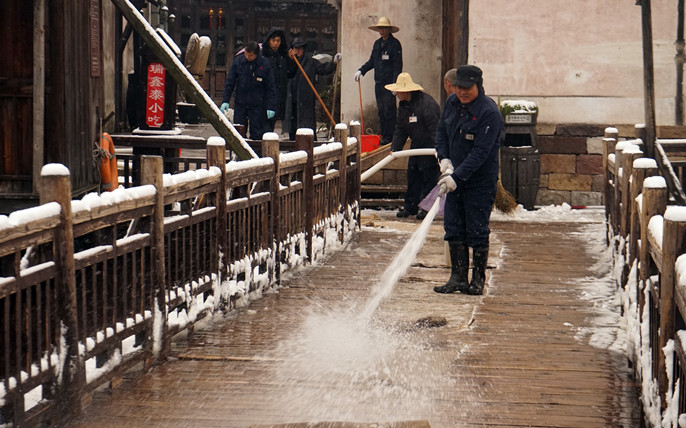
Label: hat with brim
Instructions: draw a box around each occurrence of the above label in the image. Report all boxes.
[385,72,423,92]
[368,16,399,33]
[453,65,483,88]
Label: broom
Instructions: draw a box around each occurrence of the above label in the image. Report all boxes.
[494,147,517,214]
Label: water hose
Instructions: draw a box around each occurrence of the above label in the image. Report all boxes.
[360,148,437,182]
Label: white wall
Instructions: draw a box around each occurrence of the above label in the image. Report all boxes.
[470,0,678,125]
[340,0,679,127]
[340,0,443,130]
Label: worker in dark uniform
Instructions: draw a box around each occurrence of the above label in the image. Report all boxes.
[434,65,504,296]
[386,72,440,220]
[221,41,276,140]
[262,28,291,133]
[286,38,341,140]
[354,16,403,145]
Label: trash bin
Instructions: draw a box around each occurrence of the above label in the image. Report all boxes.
[499,100,540,210]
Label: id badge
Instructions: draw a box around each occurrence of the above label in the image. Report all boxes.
[256,77,263,82]
[409,115,418,123]
[382,54,389,60]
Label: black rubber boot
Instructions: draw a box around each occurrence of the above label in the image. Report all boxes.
[465,246,488,295]
[434,242,469,293]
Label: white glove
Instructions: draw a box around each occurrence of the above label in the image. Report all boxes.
[333,53,342,64]
[354,70,362,81]
[438,173,457,194]
[439,158,454,175]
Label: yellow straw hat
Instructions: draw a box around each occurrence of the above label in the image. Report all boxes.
[368,16,399,33]
[384,72,423,92]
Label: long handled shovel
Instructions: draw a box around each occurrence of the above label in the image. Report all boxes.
[292,55,336,128]
[328,60,340,138]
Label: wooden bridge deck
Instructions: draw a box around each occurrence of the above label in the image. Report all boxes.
[66,208,640,428]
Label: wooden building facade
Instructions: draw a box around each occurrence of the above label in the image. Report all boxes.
[0,0,104,214]
[168,0,339,103]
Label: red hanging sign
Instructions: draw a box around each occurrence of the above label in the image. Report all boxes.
[145,62,166,128]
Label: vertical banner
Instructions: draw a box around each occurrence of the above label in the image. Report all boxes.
[145,63,166,128]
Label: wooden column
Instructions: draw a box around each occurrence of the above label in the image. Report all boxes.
[38,164,84,417]
[206,138,228,292]
[295,130,314,263]
[629,158,658,269]
[262,133,281,285]
[639,0,657,158]
[602,130,617,243]
[620,146,643,238]
[141,155,168,362]
[334,124,348,213]
[349,122,362,231]
[658,206,686,407]
[640,177,668,283]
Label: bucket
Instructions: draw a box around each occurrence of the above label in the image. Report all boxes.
[360,134,381,153]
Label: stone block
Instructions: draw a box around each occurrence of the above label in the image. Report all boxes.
[539,173,549,188]
[556,123,606,137]
[540,154,576,173]
[586,137,604,154]
[576,154,603,175]
[571,191,602,206]
[536,123,556,136]
[548,173,593,191]
[591,174,605,192]
[539,136,587,154]
[536,189,570,206]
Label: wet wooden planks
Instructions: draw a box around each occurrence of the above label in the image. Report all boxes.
[66,210,640,427]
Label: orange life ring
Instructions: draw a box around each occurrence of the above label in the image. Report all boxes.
[99,133,118,192]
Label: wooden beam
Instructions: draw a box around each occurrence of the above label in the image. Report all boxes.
[110,0,256,160]
[32,0,45,193]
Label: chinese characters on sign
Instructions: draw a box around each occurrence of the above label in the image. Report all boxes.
[145,63,166,128]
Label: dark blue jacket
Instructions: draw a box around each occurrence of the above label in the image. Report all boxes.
[435,90,504,185]
[391,91,441,169]
[222,53,277,110]
[359,34,402,85]
[262,28,291,119]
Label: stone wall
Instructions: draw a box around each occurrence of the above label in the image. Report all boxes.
[532,123,643,207]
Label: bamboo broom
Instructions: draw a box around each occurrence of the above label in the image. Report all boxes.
[494,147,517,214]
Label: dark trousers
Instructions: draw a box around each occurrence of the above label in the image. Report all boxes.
[375,83,396,142]
[443,180,497,248]
[234,105,266,140]
[405,161,439,214]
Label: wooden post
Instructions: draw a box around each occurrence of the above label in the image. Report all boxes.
[602,132,617,242]
[206,138,228,293]
[639,0,657,158]
[640,177,668,283]
[612,141,625,236]
[349,122,362,231]
[295,129,314,263]
[620,146,643,238]
[140,156,168,362]
[261,133,281,285]
[629,158,658,269]
[334,124,349,243]
[38,164,84,417]
[658,206,686,407]
[334,124,348,212]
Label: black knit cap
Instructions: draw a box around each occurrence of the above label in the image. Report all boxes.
[453,65,483,88]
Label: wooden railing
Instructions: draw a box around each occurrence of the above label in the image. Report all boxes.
[604,126,686,425]
[0,124,362,426]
